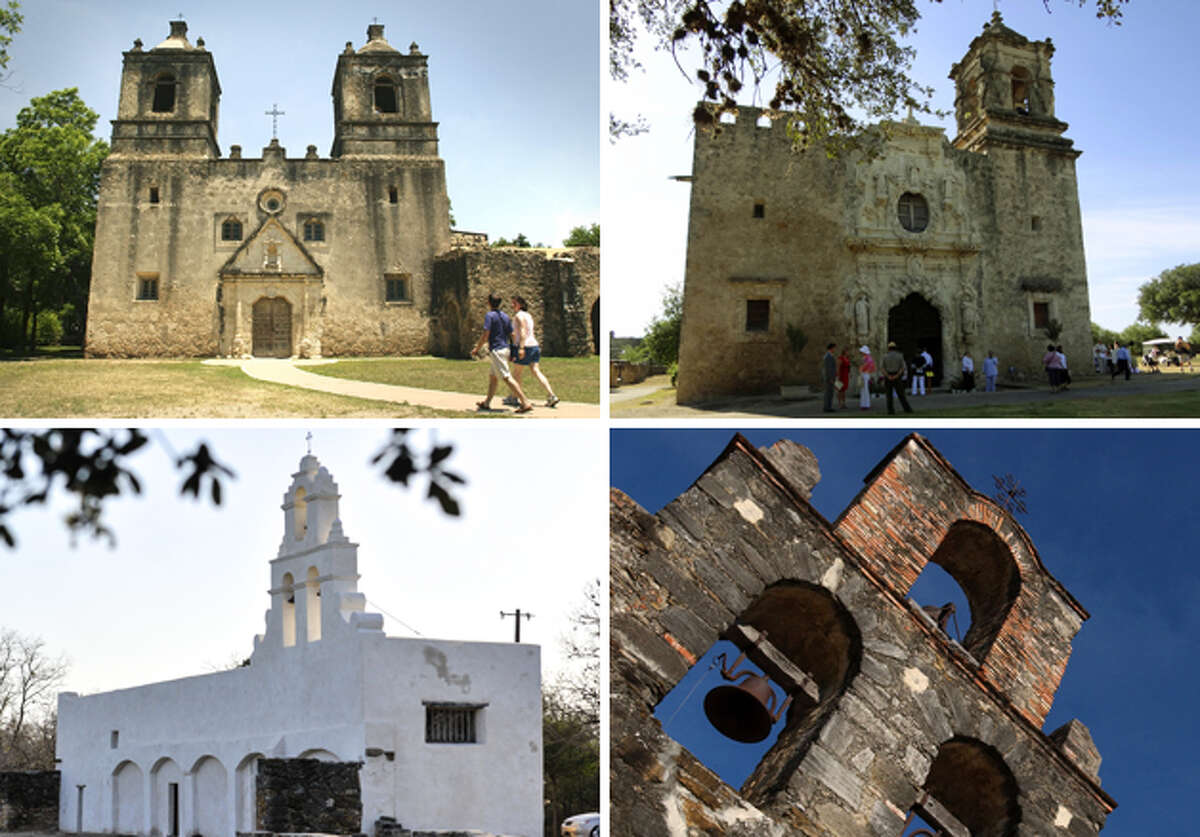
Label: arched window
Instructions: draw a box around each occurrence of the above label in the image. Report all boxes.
[293,487,307,539]
[1011,67,1031,115]
[281,572,296,647]
[306,566,322,642]
[152,73,177,113]
[374,76,398,113]
[221,217,243,241]
[303,218,325,242]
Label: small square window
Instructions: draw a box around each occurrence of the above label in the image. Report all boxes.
[1033,301,1050,329]
[385,274,411,302]
[136,274,160,300]
[221,218,243,241]
[745,299,770,332]
[425,704,480,743]
[753,203,765,219]
[388,187,398,204]
[149,187,160,204]
[1031,215,1042,232]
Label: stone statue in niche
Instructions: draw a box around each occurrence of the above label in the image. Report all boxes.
[961,295,978,337]
[855,295,871,338]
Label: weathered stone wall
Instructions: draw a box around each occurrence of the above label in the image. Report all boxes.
[86,150,450,358]
[611,434,1115,836]
[255,758,362,834]
[0,770,59,831]
[430,247,600,357]
[676,17,1093,403]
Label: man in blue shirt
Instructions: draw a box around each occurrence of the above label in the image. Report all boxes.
[470,293,533,412]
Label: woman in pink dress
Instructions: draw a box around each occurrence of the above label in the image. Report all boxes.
[836,347,851,409]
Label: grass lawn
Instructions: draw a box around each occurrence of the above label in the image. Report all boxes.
[307,356,601,403]
[0,359,465,418]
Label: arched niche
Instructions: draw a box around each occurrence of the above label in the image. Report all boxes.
[151,72,176,112]
[190,755,227,837]
[112,760,143,835]
[235,753,265,832]
[281,571,296,647]
[306,566,322,642]
[926,520,1020,662]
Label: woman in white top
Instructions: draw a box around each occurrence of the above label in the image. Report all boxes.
[510,295,559,407]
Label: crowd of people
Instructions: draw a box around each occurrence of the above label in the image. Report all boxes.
[820,342,1008,415]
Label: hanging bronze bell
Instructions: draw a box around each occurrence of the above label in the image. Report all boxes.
[703,673,779,743]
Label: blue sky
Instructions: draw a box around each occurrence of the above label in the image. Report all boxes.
[612,428,1200,835]
[2,426,606,696]
[0,0,599,246]
[606,1,1200,336]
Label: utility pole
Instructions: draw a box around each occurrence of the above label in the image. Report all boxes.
[500,609,533,642]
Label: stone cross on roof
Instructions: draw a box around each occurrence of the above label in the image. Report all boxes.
[265,103,285,139]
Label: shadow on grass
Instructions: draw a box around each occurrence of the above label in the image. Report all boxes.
[0,345,85,361]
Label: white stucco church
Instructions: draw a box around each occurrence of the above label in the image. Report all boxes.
[55,450,542,836]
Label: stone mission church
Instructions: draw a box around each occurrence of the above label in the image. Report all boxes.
[56,450,542,836]
[676,13,1091,402]
[84,20,599,359]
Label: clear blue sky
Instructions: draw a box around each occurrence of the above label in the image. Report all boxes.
[612,428,1200,835]
[0,0,599,246]
[2,426,605,696]
[606,1,1200,337]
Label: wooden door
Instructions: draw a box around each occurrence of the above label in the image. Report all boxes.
[252,297,292,357]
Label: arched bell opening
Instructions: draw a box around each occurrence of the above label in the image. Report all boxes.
[651,581,861,799]
[923,520,1021,663]
[915,737,1022,837]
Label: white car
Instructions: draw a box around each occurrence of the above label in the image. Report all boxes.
[561,812,600,837]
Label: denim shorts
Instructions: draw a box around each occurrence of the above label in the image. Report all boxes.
[512,345,541,366]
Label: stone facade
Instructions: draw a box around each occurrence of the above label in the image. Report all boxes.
[676,13,1091,402]
[84,20,599,359]
[611,434,1116,835]
[255,758,362,834]
[0,770,60,831]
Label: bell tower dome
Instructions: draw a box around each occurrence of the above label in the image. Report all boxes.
[329,23,438,157]
[110,19,221,157]
[948,11,1076,157]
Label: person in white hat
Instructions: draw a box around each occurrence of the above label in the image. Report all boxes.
[858,345,876,410]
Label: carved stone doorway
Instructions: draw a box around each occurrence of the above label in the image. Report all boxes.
[252,296,292,357]
[888,293,942,386]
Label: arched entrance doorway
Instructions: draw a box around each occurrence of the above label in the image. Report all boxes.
[252,297,292,357]
[888,293,942,386]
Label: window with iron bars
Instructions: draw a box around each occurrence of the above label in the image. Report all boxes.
[425,703,484,744]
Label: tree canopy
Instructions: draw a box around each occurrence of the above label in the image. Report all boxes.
[627,282,683,367]
[1137,263,1200,327]
[563,223,600,247]
[0,0,20,74]
[611,0,1130,146]
[0,88,109,349]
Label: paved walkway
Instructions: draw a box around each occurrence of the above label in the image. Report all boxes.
[611,370,1200,418]
[203,358,601,418]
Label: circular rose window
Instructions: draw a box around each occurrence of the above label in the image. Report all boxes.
[258,188,286,215]
[898,192,929,232]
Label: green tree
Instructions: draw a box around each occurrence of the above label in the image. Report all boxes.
[611,0,1129,146]
[1090,322,1119,347]
[0,88,109,350]
[1118,321,1164,352]
[629,282,683,367]
[492,233,532,248]
[0,0,21,75]
[1137,263,1200,327]
[563,223,600,247]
